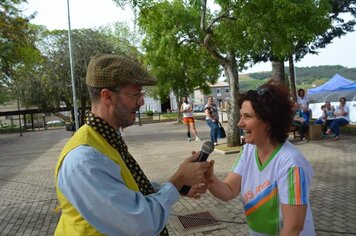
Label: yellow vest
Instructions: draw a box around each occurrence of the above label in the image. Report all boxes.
[54,124,139,235]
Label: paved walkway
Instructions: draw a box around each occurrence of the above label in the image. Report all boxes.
[0,122,355,236]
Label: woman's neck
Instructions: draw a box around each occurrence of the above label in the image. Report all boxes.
[256,139,279,165]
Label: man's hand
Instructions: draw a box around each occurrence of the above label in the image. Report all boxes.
[169,154,211,191]
[186,182,208,199]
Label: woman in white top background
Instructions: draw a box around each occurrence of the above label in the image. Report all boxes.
[326,97,349,141]
[297,88,310,119]
[181,96,201,141]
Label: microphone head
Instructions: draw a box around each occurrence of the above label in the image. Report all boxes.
[201,140,215,154]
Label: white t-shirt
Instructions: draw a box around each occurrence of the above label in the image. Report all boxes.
[335,105,349,121]
[182,102,193,118]
[232,141,315,236]
[204,103,219,120]
[297,96,309,110]
[326,107,335,120]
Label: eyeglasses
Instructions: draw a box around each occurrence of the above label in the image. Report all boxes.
[126,91,146,103]
[107,88,146,104]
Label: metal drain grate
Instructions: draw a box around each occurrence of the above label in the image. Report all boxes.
[177,211,220,230]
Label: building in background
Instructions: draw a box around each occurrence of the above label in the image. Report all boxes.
[193,81,230,109]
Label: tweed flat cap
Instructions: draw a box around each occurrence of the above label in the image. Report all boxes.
[86,54,157,87]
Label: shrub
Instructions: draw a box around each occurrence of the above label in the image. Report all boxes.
[162,112,178,119]
[0,127,24,133]
[146,110,154,117]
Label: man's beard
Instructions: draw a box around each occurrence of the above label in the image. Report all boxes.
[115,106,139,129]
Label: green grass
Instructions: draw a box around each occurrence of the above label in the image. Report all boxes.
[214,143,243,153]
[161,112,178,119]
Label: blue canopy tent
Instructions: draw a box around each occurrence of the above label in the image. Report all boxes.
[337,82,356,91]
[308,74,354,94]
[307,74,356,123]
[308,90,356,103]
[307,74,356,103]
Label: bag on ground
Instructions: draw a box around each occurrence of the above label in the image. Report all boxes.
[218,122,226,138]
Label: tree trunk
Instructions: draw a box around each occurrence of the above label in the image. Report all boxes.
[223,52,241,147]
[271,60,286,83]
[289,55,297,102]
[176,97,182,124]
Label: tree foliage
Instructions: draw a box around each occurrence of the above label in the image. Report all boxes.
[13,23,140,124]
[120,0,252,146]
[241,0,331,62]
[0,0,42,104]
[114,0,334,146]
[296,0,356,60]
[138,1,220,122]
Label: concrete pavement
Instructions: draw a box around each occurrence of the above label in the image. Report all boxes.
[0,121,355,235]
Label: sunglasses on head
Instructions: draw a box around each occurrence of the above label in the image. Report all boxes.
[248,86,270,96]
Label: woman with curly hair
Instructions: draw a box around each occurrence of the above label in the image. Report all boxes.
[207,80,315,236]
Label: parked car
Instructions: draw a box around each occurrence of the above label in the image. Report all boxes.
[193,105,205,112]
[46,120,64,127]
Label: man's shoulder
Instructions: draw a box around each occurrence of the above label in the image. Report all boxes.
[64,145,108,167]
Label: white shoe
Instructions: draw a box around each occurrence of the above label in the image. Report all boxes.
[188,138,192,142]
[195,137,201,141]
[214,142,218,146]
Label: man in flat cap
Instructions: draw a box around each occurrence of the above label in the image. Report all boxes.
[54,54,211,235]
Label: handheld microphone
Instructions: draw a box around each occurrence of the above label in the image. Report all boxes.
[179,141,215,195]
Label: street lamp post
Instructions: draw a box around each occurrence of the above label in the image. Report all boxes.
[67,0,79,131]
[17,98,22,136]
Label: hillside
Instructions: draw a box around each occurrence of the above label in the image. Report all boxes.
[238,65,356,92]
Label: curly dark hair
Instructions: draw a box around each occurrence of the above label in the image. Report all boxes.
[238,80,294,143]
[297,88,305,97]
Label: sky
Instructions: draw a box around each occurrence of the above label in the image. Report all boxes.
[23,0,356,74]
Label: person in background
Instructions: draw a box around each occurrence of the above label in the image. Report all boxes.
[54,54,211,236]
[297,88,310,120]
[314,104,326,125]
[207,80,315,236]
[181,96,201,141]
[323,101,336,134]
[204,96,219,146]
[326,97,349,141]
[293,102,309,141]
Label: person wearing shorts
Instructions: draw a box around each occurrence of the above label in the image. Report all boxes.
[181,96,201,141]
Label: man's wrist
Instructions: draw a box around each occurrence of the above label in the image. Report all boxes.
[169,175,183,191]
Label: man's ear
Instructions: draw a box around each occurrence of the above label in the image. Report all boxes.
[101,89,115,104]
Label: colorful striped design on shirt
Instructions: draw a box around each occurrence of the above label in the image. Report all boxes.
[288,167,308,205]
[244,181,278,216]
